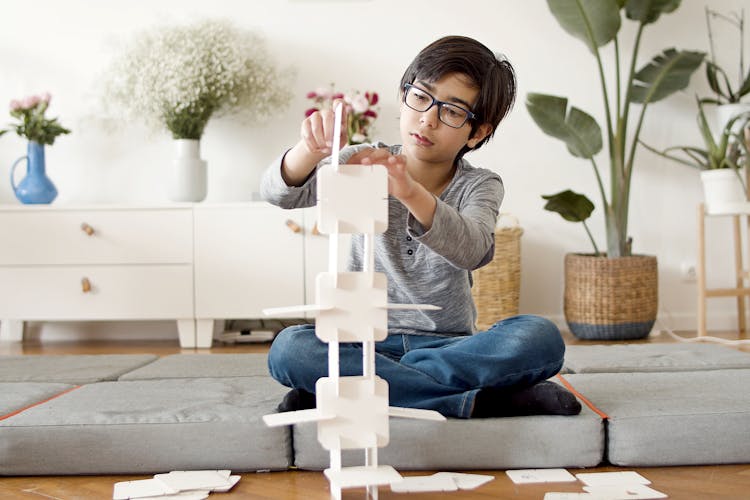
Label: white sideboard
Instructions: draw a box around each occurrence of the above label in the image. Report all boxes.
[0,203,322,348]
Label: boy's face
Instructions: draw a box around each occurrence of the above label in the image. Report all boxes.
[399,72,491,168]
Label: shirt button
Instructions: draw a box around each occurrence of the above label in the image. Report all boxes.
[406,236,412,241]
[407,249,414,255]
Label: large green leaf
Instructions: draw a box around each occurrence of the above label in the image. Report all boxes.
[624,0,680,25]
[542,190,595,223]
[526,93,603,159]
[630,48,705,104]
[547,0,621,53]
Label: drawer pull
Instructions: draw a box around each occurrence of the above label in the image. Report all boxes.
[81,277,92,293]
[80,223,95,236]
[285,219,302,234]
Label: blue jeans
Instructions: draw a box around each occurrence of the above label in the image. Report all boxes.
[267,314,565,418]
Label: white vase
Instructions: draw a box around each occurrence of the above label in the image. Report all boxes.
[169,139,207,202]
[700,168,747,214]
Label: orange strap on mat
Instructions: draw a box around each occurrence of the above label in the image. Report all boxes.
[556,374,609,420]
[0,385,81,422]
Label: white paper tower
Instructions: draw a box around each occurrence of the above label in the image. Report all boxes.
[263,105,445,499]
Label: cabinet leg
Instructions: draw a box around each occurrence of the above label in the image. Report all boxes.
[196,319,216,348]
[177,319,196,348]
[0,320,24,342]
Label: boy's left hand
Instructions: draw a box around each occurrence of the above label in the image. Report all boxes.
[350,148,418,202]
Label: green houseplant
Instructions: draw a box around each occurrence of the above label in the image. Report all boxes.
[642,98,750,212]
[526,0,705,339]
[703,7,749,106]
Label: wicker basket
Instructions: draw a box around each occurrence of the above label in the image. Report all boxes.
[564,253,658,340]
[471,216,523,330]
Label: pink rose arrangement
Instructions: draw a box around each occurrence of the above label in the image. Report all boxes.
[0,93,70,145]
[305,85,379,145]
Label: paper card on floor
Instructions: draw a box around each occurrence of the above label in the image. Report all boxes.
[583,483,668,499]
[506,468,577,484]
[544,494,603,500]
[390,474,458,492]
[576,471,650,487]
[431,472,495,490]
[154,470,234,492]
[141,492,210,500]
[210,475,240,492]
[113,478,177,499]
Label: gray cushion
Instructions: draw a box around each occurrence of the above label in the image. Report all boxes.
[565,370,750,466]
[0,383,75,417]
[563,344,750,374]
[119,353,269,380]
[293,380,604,470]
[0,377,291,475]
[0,354,158,384]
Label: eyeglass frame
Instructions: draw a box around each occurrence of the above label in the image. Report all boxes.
[402,83,477,129]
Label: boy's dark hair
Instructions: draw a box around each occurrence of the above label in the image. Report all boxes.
[399,35,517,159]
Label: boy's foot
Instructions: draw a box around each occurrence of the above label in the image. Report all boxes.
[471,381,582,418]
[277,388,316,413]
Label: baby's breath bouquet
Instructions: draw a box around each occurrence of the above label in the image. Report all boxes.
[101,19,291,139]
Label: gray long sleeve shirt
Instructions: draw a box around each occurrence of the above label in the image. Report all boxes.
[260,143,504,336]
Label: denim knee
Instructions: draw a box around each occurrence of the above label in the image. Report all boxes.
[520,314,565,367]
[493,314,565,366]
[267,324,318,385]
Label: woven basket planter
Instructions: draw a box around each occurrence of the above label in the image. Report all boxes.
[471,222,523,330]
[564,253,658,340]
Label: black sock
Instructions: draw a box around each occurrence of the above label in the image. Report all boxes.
[471,381,582,418]
[277,388,316,413]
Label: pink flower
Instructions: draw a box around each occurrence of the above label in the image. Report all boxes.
[306,91,318,99]
[366,92,379,106]
[20,95,40,110]
[304,107,318,117]
[349,94,370,113]
[364,109,377,119]
[40,92,51,104]
[9,99,22,112]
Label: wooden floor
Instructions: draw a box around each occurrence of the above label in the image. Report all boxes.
[1,329,749,499]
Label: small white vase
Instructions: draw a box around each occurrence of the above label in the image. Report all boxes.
[700,168,747,214]
[169,139,207,202]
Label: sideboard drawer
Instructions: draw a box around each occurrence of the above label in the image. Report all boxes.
[0,208,193,265]
[0,265,193,319]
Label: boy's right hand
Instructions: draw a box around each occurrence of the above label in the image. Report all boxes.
[281,101,349,187]
[300,100,348,156]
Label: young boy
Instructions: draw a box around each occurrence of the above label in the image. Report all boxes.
[260,35,581,419]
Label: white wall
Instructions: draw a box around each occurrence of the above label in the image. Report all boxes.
[1,0,747,340]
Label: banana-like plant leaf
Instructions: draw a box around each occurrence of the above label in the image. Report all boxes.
[526,93,603,159]
[542,190,595,222]
[630,48,705,104]
[547,0,621,54]
[624,0,680,25]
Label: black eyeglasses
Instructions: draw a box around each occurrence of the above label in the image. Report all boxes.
[402,83,477,128]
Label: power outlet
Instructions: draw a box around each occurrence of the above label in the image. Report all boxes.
[680,261,697,282]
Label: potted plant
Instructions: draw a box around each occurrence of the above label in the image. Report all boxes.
[703,7,750,136]
[100,19,292,202]
[1,93,71,204]
[642,98,750,213]
[526,0,705,340]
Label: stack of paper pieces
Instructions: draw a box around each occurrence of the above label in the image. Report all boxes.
[390,472,494,492]
[113,470,240,499]
[504,469,668,499]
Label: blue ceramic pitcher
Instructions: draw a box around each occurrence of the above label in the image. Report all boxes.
[10,141,58,204]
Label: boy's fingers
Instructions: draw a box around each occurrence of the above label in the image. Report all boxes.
[302,112,330,154]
